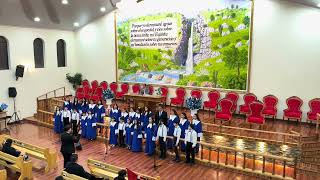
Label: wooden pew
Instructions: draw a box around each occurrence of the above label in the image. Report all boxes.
[0,151,32,180]
[0,169,7,180]
[87,158,160,180]
[61,171,87,180]
[0,134,57,173]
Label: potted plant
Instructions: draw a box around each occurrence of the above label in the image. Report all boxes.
[186,97,202,116]
[103,89,115,109]
[0,103,8,118]
[66,73,83,90]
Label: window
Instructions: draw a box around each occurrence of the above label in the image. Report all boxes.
[57,39,66,67]
[33,38,45,68]
[0,36,9,70]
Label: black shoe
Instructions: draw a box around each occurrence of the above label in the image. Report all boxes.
[185,161,190,164]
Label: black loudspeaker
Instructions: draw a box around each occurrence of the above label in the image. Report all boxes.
[8,87,17,98]
[15,65,25,79]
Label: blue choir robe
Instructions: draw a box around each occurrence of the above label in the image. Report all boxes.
[73,102,81,111]
[128,112,136,120]
[80,103,88,114]
[167,115,179,149]
[179,119,190,152]
[131,125,143,152]
[110,109,121,122]
[134,113,142,123]
[141,111,152,131]
[144,123,157,155]
[192,119,203,153]
[121,112,129,123]
[109,122,118,145]
[53,111,63,133]
[96,105,106,124]
[80,115,87,138]
[86,115,97,140]
[125,123,133,148]
[63,101,72,110]
[88,104,97,115]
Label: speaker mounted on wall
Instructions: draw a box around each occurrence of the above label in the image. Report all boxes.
[15,65,25,81]
[8,87,17,98]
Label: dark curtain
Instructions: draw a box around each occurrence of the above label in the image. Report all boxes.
[34,38,44,68]
[57,39,66,67]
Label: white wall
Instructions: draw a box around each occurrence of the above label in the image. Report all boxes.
[0,25,76,118]
[74,0,320,121]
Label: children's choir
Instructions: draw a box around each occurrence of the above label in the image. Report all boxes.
[54,99,203,164]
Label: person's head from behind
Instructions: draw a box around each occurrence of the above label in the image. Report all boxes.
[118,169,127,178]
[4,139,13,147]
[64,124,72,133]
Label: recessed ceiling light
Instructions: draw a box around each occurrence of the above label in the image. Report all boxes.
[100,7,106,12]
[34,17,40,22]
[317,3,320,7]
[62,0,69,5]
[73,22,80,27]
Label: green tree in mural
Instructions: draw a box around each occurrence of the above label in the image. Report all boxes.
[210,14,215,22]
[243,16,250,27]
[229,25,234,32]
[167,49,173,57]
[231,13,236,18]
[222,46,248,79]
[218,24,223,34]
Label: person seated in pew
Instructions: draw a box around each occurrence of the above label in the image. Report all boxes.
[1,138,28,161]
[114,169,127,180]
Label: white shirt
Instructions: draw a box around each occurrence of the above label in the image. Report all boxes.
[63,110,71,120]
[71,112,80,123]
[184,129,197,148]
[173,126,181,146]
[192,119,202,138]
[156,124,167,141]
[118,122,126,135]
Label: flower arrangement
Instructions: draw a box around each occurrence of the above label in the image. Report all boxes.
[156,88,162,96]
[186,97,202,110]
[103,89,115,100]
[0,103,8,112]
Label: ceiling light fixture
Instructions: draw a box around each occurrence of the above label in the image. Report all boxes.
[73,22,80,27]
[62,0,69,5]
[34,17,40,22]
[317,3,320,7]
[100,7,106,12]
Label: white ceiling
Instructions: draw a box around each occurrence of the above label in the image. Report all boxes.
[0,0,121,31]
[0,0,318,31]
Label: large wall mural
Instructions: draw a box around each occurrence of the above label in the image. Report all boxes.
[116,0,253,91]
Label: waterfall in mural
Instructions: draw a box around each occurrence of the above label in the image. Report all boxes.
[185,22,194,75]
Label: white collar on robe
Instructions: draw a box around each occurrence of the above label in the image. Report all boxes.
[56,111,61,115]
[180,119,187,125]
[121,112,128,117]
[169,115,177,120]
[129,112,136,117]
[81,115,87,120]
[64,101,69,105]
[110,121,117,126]
[112,109,118,113]
[89,104,96,109]
[147,123,153,128]
[98,105,104,109]
[192,119,200,125]
[126,123,133,127]
[88,115,93,119]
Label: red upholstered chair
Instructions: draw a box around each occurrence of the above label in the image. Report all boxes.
[83,86,91,100]
[148,85,154,95]
[100,81,108,90]
[283,96,303,122]
[247,101,265,128]
[239,93,257,115]
[91,80,99,92]
[262,95,278,120]
[214,98,233,124]
[116,83,129,99]
[307,98,320,122]
[160,86,168,105]
[81,79,90,88]
[225,91,239,113]
[203,90,220,117]
[191,89,202,99]
[170,87,186,108]
[90,87,103,101]
[76,87,84,99]
[109,82,118,94]
[132,84,141,94]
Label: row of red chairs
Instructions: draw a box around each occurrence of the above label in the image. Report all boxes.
[76,81,320,123]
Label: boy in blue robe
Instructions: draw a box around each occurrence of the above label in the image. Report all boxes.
[145,117,157,156]
[179,113,190,152]
[110,104,121,122]
[167,109,179,149]
[131,120,142,152]
[80,112,87,138]
[125,118,133,149]
[109,118,118,147]
[53,107,63,133]
[192,114,202,153]
[142,106,152,132]
[86,111,97,140]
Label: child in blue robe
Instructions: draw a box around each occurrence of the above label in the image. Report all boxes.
[141,106,152,132]
[109,118,118,147]
[131,120,143,152]
[88,100,97,115]
[53,107,63,133]
[145,117,157,156]
[80,112,87,138]
[63,98,72,111]
[179,112,190,152]
[110,104,121,122]
[125,118,133,149]
[167,109,179,149]
[134,108,142,123]
[192,113,202,153]
[86,111,97,140]
[80,99,88,114]
[73,98,80,112]
[121,109,129,123]
[128,107,136,120]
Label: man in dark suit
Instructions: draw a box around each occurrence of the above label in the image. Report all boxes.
[155,104,168,125]
[60,125,80,168]
[65,153,91,179]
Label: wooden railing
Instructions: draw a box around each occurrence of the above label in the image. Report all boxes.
[202,122,302,146]
[37,87,66,113]
[37,87,66,101]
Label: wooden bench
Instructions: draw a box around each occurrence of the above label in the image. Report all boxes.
[87,158,160,180]
[61,171,87,180]
[0,151,32,180]
[0,134,57,173]
[0,169,7,180]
